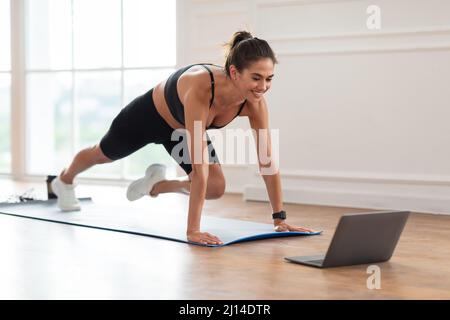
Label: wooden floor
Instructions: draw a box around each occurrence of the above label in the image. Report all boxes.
[1,178,449,299]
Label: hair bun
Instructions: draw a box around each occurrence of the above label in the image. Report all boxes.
[223,30,277,77]
[230,31,253,49]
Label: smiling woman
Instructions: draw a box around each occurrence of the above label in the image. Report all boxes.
[49,30,317,246]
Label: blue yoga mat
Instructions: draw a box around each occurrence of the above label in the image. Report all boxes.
[0,198,322,247]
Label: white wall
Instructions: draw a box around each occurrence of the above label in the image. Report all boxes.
[177,0,450,214]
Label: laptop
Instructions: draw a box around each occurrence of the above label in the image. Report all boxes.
[285,210,410,268]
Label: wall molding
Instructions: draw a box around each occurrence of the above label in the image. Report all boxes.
[221,165,450,186]
[192,28,450,56]
[255,0,450,55]
[272,169,450,186]
[244,185,450,215]
[276,45,450,57]
[269,26,450,56]
[255,0,360,8]
[235,167,450,214]
[187,1,450,55]
[192,0,360,5]
[266,26,450,42]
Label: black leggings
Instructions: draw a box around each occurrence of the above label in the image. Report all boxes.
[99,88,219,175]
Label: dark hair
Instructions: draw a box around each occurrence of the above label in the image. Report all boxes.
[224,31,278,77]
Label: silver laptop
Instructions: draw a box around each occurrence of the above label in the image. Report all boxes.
[285,210,410,268]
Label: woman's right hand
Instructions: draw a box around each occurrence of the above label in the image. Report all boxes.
[187,230,223,245]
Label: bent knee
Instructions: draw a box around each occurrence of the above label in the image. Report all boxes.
[206,179,226,200]
[93,145,114,164]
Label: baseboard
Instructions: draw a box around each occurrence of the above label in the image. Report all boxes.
[243,185,450,215]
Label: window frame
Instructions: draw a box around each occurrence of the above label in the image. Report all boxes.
[8,0,178,181]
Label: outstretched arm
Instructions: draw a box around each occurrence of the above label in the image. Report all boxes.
[183,89,223,245]
[248,97,317,233]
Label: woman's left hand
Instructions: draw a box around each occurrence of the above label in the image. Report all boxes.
[273,220,317,233]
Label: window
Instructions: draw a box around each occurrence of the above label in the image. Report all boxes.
[25,0,177,179]
[0,0,11,173]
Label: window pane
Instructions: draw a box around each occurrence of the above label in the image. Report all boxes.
[25,0,72,70]
[123,0,176,68]
[123,68,174,102]
[73,0,121,69]
[0,0,11,70]
[75,71,122,177]
[26,72,72,174]
[123,69,177,178]
[125,145,179,179]
[22,0,177,180]
[0,74,11,172]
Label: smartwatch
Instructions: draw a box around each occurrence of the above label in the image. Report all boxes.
[272,210,287,220]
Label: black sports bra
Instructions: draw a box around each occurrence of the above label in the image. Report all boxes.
[164,63,246,129]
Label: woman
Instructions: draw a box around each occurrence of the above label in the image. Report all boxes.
[51,31,316,245]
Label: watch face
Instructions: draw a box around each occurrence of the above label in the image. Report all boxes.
[273,211,286,219]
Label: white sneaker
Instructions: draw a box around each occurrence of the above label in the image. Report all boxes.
[51,177,81,212]
[126,164,167,201]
